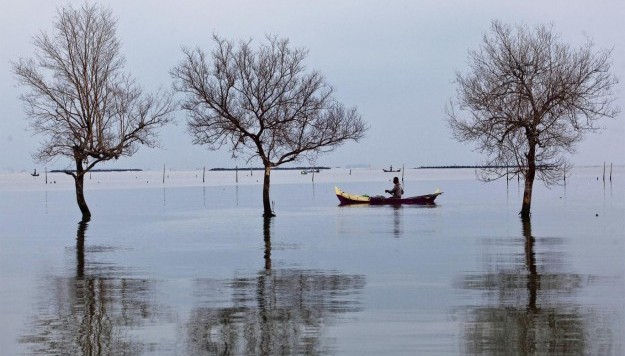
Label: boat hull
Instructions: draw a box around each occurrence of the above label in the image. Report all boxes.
[335,186,442,206]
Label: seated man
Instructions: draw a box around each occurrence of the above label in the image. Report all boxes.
[385,177,403,198]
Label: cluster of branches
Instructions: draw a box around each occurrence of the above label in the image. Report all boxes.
[13,4,175,178]
[447,20,619,186]
[171,34,367,168]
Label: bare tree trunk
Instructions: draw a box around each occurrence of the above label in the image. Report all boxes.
[263,217,272,270]
[74,159,91,220]
[76,218,89,279]
[262,165,275,217]
[520,144,536,219]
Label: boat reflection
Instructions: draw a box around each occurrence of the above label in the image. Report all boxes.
[185,217,366,355]
[458,217,618,354]
[20,219,167,354]
[336,204,437,239]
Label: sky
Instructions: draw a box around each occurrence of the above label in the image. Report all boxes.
[1,0,624,172]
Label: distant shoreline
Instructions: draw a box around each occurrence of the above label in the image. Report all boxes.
[49,168,143,173]
[26,164,620,174]
[46,167,331,173]
[415,165,515,169]
[210,166,330,171]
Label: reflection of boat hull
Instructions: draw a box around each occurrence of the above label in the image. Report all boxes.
[335,186,442,205]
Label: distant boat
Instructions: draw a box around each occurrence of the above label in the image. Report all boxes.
[382,165,400,173]
[31,169,39,177]
[300,168,320,175]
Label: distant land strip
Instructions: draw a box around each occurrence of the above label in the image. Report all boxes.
[48,166,532,172]
[416,165,553,169]
[49,168,143,173]
[44,166,552,172]
[416,165,511,169]
[210,166,330,171]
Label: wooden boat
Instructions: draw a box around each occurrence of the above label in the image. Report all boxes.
[31,169,39,177]
[335,186,442,205]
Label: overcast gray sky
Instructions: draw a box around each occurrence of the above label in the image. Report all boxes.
[1,0,623,172]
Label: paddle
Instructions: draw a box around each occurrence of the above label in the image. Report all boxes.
[401,164,405,193]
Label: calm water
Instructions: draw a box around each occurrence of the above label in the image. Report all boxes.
[1,167,623,355]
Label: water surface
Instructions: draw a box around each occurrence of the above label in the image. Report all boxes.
[1,167,623,354]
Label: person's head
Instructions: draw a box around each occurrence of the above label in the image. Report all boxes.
[393,177,399,184]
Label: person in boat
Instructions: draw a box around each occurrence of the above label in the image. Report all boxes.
[385,177,403,198]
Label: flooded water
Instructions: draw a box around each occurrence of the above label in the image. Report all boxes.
[1,167,623,355]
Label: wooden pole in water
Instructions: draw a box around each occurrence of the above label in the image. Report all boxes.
[610,163,612,182]
[506,165,509,190]
[603,162,606,182]
[163,164,165,184]
[203,166,205,183]
[236,166,239,183]
[45,167,48,184]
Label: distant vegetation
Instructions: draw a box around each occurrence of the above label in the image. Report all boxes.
[210,167,330,171]
[49,169,143,173]
[417,165,524,169]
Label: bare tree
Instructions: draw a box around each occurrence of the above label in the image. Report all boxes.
[446,20,619,218]
[172,35,367,217]
[13,4,175,220]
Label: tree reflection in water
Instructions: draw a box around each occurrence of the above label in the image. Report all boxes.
[186,217,366,355]
[20,219,165,354]
[392,205,401,237]
[459,217,616,355]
